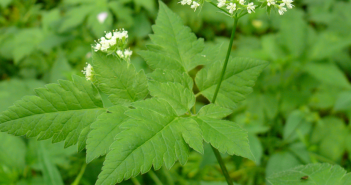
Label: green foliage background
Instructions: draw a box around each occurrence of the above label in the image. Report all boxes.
[0,0,351,184]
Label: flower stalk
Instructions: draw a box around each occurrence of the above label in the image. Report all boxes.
[210,16,239,185]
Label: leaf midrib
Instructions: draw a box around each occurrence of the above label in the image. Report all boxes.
[0,107,105,124]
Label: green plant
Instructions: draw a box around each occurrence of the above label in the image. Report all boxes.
[1,0,351,185]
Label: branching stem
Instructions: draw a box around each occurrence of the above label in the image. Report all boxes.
[210,16,239,185]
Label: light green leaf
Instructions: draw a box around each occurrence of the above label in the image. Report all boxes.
[87,8,113,37]
[96,98,203,184]
[304,63,351,89]
[138,1,204,72]
[279,9,307,57]
[193,116,255,162]
[59,5,94,32]
[309,32,351,60]
[13,28,44,63]
[92,51,148,105]
[86,105,129,163]
[49,50,72,83]
[196,57,268,109]
[0,133,26,174]
[134,0,155,12]
[334,91,351,111]
[267,163,351,185]
[0,75,105,151]
[0,79,45,113]
[283,110,312,143]
[311,117,347,161]
[198,104,233,119]
[0,0,12,8]
[148,69,193,90]
[266,152,302,177]
[248,134,263,165]
[148,81,195,115]
[38,142,64,185]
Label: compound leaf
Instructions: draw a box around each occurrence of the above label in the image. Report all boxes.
[196,57,268,109]
[0,75,105,151]
[96,98,203,185]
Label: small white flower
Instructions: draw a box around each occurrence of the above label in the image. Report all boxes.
[100,39,109,51]
[113,31,122,39]
[121,30,128,39]
[82,63,93,81]
[226,3,236,14]
[247,2,256,14]
[116,50,124,58]
[278,3,287,15]
[105,32,112,39]
[267,0,275,6]
[108,39,116,46]
[97,12,108,24]
[179,0,192,5]
[93,43,101,52]
[124,49,133,58]
[191,1,200,11]
[282,0,294,9]
[239,0,246,5]
[217,0,226,7]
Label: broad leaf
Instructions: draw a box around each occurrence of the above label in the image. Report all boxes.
[304,63,351,89]
[148,81,195,115]
[92,51,148,105]
[0,133,26,173]
[334,91,351,111]
[0,75,105,151]
[138,1,204,72]
[266,151,302,177]
[96,98,203,184]
[283,110,312,143]
[267,163,351,185]
[86,105,129,163]
[38,142,64,185]
[196,57,268,109]
[193,116,255,162]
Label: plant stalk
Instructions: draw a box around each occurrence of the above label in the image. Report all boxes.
[71,163,87,185]
[211,16,239,185]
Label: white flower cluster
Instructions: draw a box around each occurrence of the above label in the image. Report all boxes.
[82,63,93,81]
[179,0,201,11]
[267,0,294,15]
[179,0,294,16]
[92,29,133,61]
[217,0,257,14]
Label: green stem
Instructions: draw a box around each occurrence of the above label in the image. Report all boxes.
[148,170,163,185]
[211,17,238,103]
[210,16,239,185]
[131,178,141,185]
[71,163,87,185]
